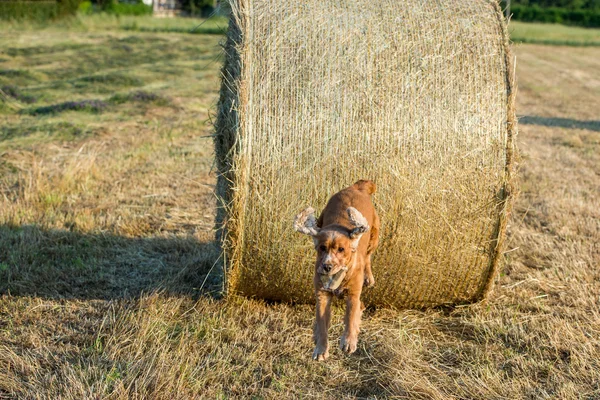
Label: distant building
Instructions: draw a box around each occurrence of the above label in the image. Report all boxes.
[153,0,182,17]
[151,0,220,17]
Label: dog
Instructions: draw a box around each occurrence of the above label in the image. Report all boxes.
[294,179,380,361]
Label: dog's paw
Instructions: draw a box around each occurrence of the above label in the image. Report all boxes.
[312,346,329,361]
[339,335,358,354]
[364,274,375,288]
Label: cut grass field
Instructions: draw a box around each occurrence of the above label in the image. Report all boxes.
[1,17,600,399]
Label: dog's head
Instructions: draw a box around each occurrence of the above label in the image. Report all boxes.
[294,207,369,276]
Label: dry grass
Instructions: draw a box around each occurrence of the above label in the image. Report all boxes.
[0,24,221,300]
[1,18,599,399]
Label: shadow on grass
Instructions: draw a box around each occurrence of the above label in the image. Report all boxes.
[0,224,222,300]
[519,115,600,132]
[511,37,600,47]
[337,347,394,398]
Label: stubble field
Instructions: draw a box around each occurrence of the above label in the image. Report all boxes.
[1,17,599,399]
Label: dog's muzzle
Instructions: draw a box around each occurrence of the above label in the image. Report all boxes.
[320,266,348,292]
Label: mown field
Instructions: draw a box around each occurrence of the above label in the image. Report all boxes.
[1,17,599,399]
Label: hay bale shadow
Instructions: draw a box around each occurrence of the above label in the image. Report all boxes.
[519,115,600,132]
[0,224,222,300]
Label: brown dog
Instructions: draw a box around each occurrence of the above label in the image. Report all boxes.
[294,180,380,361]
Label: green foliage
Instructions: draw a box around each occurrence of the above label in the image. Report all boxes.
[0,1,58,21]
[103,2,153,16]
[502,0,600,26]
[58,0,81,17]
[508,0,600,10]
[509,5,600,27]
[78,0,93,14]
[179,0,215,17]
[0,0,80,21]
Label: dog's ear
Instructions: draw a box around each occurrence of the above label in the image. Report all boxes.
[294,207,320,237]
[347,207,370,251]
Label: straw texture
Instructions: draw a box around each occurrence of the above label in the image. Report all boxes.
[215,0,517,308]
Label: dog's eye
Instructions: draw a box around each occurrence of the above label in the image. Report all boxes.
[338,247,344,253]
[319,245,327,252]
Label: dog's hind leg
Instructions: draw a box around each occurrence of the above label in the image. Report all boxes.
[364,256,375,288]
[364,213,379,288]
[313,290,332,361]
[340,291,363,354]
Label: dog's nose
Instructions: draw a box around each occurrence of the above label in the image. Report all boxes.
[322,264,332,273]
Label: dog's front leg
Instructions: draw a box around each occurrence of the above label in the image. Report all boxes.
[340,290,362,354]
[313,290,332,361]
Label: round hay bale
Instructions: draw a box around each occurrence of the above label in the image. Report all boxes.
[215,0,517,308]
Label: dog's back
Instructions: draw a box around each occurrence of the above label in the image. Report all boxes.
[351,179,376,195]
[317,180,377,253]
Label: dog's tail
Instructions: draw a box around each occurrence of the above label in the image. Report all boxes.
[353,179,376,195]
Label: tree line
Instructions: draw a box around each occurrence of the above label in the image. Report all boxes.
[503,0,600,26]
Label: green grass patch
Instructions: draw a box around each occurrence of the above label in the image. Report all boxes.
[0,69,41,86]
[121,24,227,35]
[0,69,32,78]
[71,72,145,93]
[77,73,143,86]
[6,42,88,57]
[1,85,37,104]
[510,21,600,46]
[115,14,228,35]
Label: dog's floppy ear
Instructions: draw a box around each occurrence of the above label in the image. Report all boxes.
[294,207,320,237]
[347,207,369,251]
